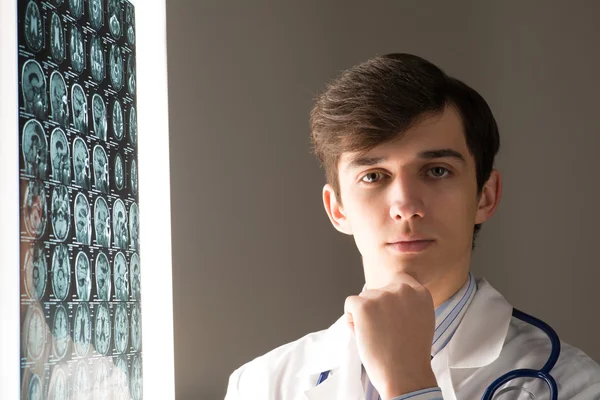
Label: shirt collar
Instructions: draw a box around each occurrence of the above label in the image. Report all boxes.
[431,272,477,357]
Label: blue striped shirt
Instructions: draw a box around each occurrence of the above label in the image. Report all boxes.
[361,273,477,400]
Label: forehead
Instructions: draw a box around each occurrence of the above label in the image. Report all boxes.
[339,106,472,171]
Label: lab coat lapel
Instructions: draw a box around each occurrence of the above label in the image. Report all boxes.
[300,279,513,400]
[300,316,364,400]
[431,344,456,400]
[302,346,364,400]
[441,278,513,398]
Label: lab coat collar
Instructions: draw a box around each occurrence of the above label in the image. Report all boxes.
[295,314,352,376]
[298,314,364,399]
[446,278,513,369]
[298,277,513,399]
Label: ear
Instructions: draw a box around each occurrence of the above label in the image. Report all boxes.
[322,184,353,235]
[475,169,502,224]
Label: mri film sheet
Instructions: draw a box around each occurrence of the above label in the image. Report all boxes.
[18,1,142,399]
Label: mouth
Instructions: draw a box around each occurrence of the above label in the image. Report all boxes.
[386,239,434,253]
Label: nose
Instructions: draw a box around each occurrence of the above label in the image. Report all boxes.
[388,174,426,221]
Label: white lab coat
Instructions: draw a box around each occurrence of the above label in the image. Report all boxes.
[225,278,600,399]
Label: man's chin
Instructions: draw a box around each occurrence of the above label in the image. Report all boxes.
[363,259,431,289]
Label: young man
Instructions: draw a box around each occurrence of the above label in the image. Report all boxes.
[225,53,600,399]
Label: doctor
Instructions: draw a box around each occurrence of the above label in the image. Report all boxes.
[225,53,600,399]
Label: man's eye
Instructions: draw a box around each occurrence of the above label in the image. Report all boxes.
[360,172,384,184]
[428,166,451,178]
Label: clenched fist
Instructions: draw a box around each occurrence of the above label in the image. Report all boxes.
[344,272,438,400]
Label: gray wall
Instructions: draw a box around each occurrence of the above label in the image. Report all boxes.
[166,1,600,398]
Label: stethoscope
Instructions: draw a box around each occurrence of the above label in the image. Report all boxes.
[316,308,560,400]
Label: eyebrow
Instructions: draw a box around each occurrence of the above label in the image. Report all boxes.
[345,148,467,171]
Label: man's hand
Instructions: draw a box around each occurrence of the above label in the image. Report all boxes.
[344,272,437,400]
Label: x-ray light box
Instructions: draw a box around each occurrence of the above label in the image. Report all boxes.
[0,0,174,398]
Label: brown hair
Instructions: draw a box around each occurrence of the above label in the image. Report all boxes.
[309,53,500,248]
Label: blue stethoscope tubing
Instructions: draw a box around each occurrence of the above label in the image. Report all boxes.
[316,308,560,400]
[480,308,560,400]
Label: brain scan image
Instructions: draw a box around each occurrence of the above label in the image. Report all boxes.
[131,303,141,352]
[93,145,109,193]
[113,199,128,250]
[112,99,124,141]
[50,12,65,63]
[90,35,105,83]
[27,373,43,400]
[94,303,111,355]
[50,128,71,184]
[52,305,70,360]
[95,252,111,301]
[51,244,70,300]
[129,202,139,250]
[108,0,122,38]
[23,305,46,361]
[69,0,84,18]
[94,197,110,247]
[113,356,129,400]
[71,83,88,132]
[113,303,128,354]
[23,180,47,239]
[114,153,125,190]
[126,3,135,45]
[69,23,85,73]
[22,119,48,179]
[51,185,70,241]
[130,253,140,300]
[114,252,128,301]
[72,360,90,400]
[129,106,137,146]
[93,358,112,400]
[50,71,69,128]
[48,366,68,400]
[93,94,108,141]
[72,137,91,189]
[21,60,47,120]
[23,242,47,300]
[75,251,91,301]
[130,159,138,195]
[73,302,91,357]
[127,54,136,95]
[89,0,103,30]
[24,1,43,52]
[74,193,92,245]
[19,0,142,390]
[109,44,124,90]
[130,355,143,400]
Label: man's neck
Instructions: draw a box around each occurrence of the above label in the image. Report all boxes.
[426,269,471,309]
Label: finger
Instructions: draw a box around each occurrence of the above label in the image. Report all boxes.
[344,296,362,334]
[357,289,384,300]
[344,295,364,316]
[344,311,355,334]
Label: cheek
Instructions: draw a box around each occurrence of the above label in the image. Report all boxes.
[431,192,478,242]
[345,199,386,254]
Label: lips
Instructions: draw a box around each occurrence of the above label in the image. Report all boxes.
[387,239,434,253]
